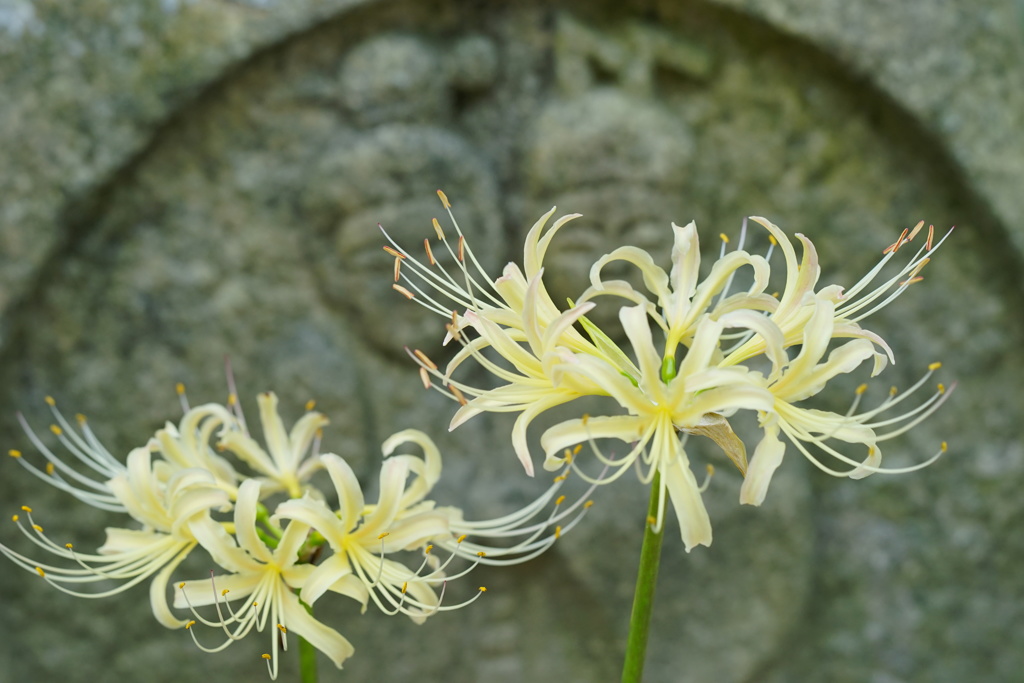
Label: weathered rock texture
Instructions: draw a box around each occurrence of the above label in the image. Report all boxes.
[1,1,1021,681]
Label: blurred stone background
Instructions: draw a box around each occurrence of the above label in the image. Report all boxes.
[0,1,1022,681]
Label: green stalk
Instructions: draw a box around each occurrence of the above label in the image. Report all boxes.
[621,353,677,682]
[298,597,318,683]
[621,472,665,683]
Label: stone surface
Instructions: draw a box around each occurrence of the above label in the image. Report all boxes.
[1,1,1022,681]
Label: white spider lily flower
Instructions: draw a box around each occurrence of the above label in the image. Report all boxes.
[216,392,328,498]
[383,192,622,475]
[176,479,358,679]
[1,446,230,628]
[388,197,953,550]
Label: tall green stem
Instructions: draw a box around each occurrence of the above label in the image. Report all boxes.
[298,597,318,683]
[621,472,665,683]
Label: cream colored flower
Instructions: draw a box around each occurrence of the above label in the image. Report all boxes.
[390,196,952,550]
[177,479,359,679]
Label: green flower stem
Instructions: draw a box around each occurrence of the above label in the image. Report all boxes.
[298,595,318,683]
[621,354,677,682]
[621,471,665,683]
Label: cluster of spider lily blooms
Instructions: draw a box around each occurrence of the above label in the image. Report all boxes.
[386,191,954,552]
[2,382,594,678]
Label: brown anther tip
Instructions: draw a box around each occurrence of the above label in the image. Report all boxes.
[383,245,405,259]
[457,235,465,262]
[437,189,451,208]
[925,224,935,250]
[450,385,468,406]
[419,367,432,390]
[908,220,925,241]
[393,284,415,300]
[393,256,402,282]
[424,238,436,266]
[413,349,438,370]
[432,217,444,239]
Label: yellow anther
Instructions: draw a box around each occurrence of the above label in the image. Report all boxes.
[393,283,415,300]
[277,624,287,634]
[889,386,898,396]
[457,235,465,262]
[315,428,323,440]
[582,414,590,425]
[432,217,444,239]
[937,383,946,394]
[305,399,316,412]
[32,524,43,533]
[377,532,390,540]
[401,582,408,594]
[46,463,54,476]
[419,367,432,389]
[771,291,780,298]
[719,233,729,243]
[856,384,868,395]
[262,654,272,661]
[11,514,18,522]
[437,189,451,208]
[479,587,487,592]
[584,500,594,509]
[186,620,196,629]
[456,534,467,544]
[179,582,186,589]
[476,551,487,557]
[176,382,186,395]
[21,505,32,513]
[555,525,562,539]
[928,362,942,371]
[227,393,237,406]
[572,444,582,455]
[253,602,259,607]
[424,238,436,266]
[413,349,438,370]
[383,245,405,259]
[75,413,87,425]
[65,543,73,550]
[424,544,433,554]
[562,448,573,463]
[907,219,925,241]
[49,425,62,436]
[706,464,715,476]
[44,396,55,407]
[8,449,21,458]
[553,474,567,483]
[555,495,566,506]
[867,446,875,456]
[450,385,468,406]
[35,566,45,577]
[222,589,230,596]
[941,441,948,452]
[768,234,777,246]
[394,255,402,282]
